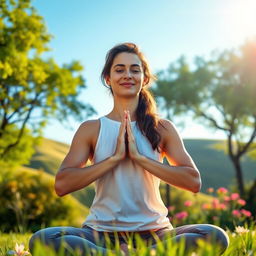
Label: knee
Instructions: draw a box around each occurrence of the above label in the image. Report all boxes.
[29,230,43,252]
[29,228,53,252]
[209,225,229,253]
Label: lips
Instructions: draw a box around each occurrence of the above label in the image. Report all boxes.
[120,83,134,88]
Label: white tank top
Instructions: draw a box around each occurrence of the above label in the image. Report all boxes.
[83,116,172,231]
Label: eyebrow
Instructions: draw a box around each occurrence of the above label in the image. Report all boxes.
[113,64,142,68]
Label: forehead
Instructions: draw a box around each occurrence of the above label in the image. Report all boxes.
[112,52,142,67]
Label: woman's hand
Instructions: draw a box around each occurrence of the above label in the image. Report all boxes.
[125,110,142,161]
[112,111,128,161]
[112,110,142,162]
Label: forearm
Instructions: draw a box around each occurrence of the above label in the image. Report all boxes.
[134,155,201,193]
[55,156,119,196]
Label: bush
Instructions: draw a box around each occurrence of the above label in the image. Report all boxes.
[0,166,88,233]
[168,187,254,230]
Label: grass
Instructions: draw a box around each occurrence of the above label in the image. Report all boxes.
[0,224,255,256]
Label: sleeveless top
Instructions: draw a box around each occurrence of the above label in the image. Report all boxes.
[82,116,172,232]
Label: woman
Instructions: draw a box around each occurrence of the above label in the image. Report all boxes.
[29,43,229,255]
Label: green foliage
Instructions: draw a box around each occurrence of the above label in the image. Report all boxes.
[0,165,89,233]
[0,0,96,166]
[0,124,39,169]
[153,40,256,196]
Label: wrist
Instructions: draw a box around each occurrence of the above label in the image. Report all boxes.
[131,153,146,163]
[109,155,122,165]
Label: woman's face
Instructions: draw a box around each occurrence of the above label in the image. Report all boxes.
[106,52,146,98]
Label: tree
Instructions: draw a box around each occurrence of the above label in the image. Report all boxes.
[0,0,96,166]
[152,40,256,197]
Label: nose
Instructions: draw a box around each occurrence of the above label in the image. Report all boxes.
[124,70,132,79]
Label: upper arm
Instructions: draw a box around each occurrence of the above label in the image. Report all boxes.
[160,119,197,168]
[57,120,98,173]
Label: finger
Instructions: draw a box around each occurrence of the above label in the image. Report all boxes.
[118,112,127,139]
[126,112,134,141]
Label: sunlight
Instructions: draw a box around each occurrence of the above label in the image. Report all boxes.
[223,0,256,42]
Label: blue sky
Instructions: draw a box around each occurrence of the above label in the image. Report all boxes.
[33,0,256,144]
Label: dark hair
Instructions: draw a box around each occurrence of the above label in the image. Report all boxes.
[101,43,162,152]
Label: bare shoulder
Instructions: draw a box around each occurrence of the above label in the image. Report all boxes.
[157,118,178,137]
[79,119,100,135]
[157,118,184,151]
[77,119,100,146]
[58,119,100,171]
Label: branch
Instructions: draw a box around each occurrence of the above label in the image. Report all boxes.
[215,104,233,127]
[9,115,44,124]
[0,93,40,157]
[198,110,230,132]
[238,119,256,158]
[227,132,235,160]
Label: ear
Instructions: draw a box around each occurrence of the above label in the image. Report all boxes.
[105,75,111,86]
[143,76,149,86]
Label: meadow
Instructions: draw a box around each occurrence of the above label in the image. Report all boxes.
[1,187,255,256]
[1,139,255,255]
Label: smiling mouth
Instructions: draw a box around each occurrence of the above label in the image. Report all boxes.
[120,83,134,87]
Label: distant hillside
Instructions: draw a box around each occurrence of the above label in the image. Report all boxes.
[184,139,256,191]
[25,137,256,207]
[25,138,70,175]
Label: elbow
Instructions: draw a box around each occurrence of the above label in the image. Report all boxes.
[54,173,67,197]
[54,181,65,197]
[192,180,201,193]
[190,169,202,193]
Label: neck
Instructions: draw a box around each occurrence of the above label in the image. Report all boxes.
[108,95,139,122]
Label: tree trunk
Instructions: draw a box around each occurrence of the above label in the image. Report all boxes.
[232,157,245,197]
[166,183,170,207]
[163,157,171,206]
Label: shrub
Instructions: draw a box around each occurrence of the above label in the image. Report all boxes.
[0,166,88,233]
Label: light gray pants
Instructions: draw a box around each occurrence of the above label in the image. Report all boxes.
[29,224,229,255]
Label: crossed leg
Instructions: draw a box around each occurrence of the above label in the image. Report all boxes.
[29,224,229,255]
[29,226,111,255]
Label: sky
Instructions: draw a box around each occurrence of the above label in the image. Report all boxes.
[33,0,256,145]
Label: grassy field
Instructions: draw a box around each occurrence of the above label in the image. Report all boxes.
[0,223,255,256]
[2,138,255,255]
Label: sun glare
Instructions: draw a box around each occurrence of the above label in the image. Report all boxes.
[223,0,256,42]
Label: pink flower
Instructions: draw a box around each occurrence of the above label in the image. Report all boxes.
[237,199,246,206]
[232,209,241,218]
[7,243,30,256]
[168,206,175,212]
[202,203,211,210]
[174,211,188,220]
[212,198,220,209]
[184,200,193,207]
[224,196,230,202]
[217,187,228,195]
[212,216,219,221]
[207,187,214,193]
[230,193,240,200]
[218,203,227,210]
[240,209,252,217]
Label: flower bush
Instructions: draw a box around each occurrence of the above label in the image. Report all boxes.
[168,187,253,230]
